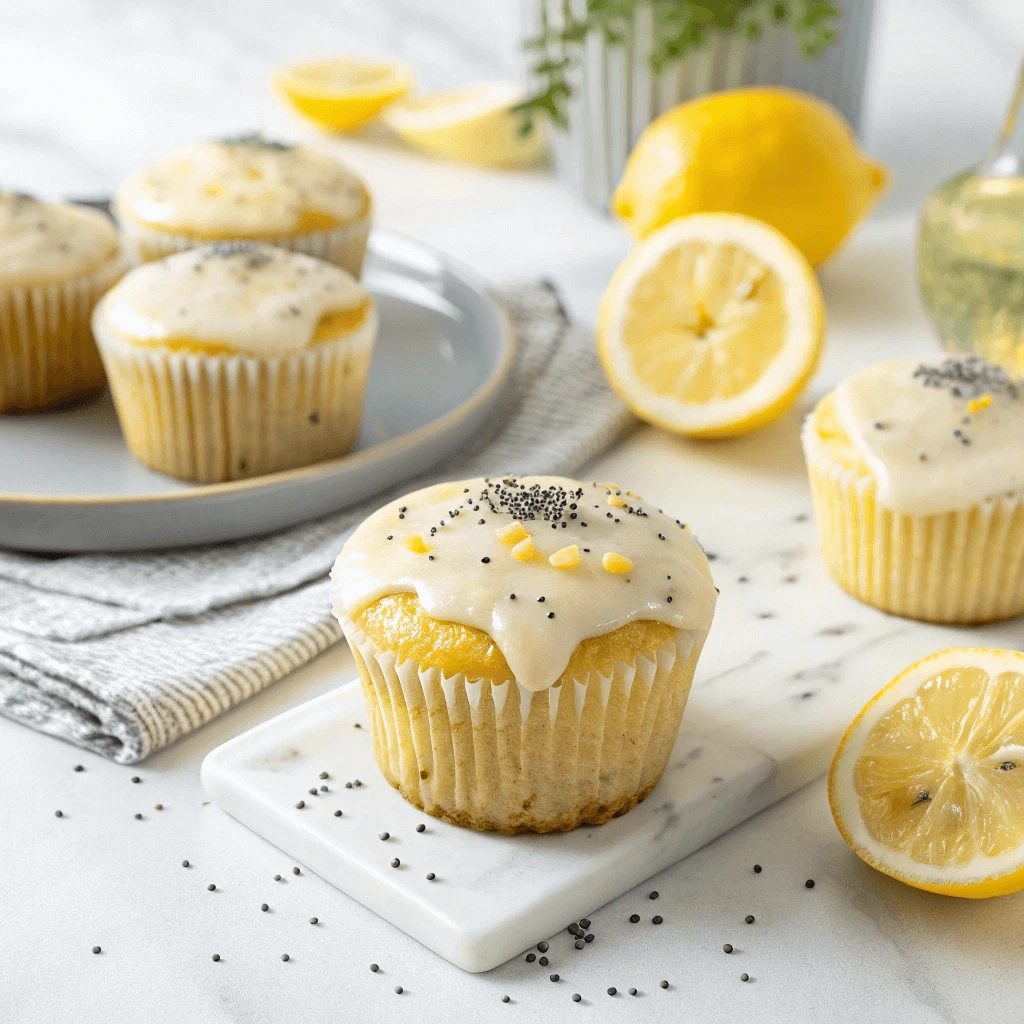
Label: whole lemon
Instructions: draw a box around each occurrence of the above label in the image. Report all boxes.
[612,88,888,267]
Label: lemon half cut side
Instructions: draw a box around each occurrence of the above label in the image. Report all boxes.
[829,647,1024,899]
[597,213,825,438]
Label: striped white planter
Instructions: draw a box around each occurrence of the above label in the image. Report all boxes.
[531,0,876,207]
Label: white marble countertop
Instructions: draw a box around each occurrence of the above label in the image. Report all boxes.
[2,1,1024,1021]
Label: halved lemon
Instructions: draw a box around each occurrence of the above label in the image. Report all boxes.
[597,213,824,438]
[272,57,413,133]
[830,647,1024,899]
[383,82,546,168]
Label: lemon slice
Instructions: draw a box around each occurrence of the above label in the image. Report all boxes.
[383,82,546,168]
[597,213,824,438]
[830,647,1024,899]
[272,57,413,133]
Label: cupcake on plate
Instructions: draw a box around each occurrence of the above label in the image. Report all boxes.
[1,191,125,412]
[331,475,718,834]
[113,134,371,276]
[802,355,1024,623]
[92,242,377,483]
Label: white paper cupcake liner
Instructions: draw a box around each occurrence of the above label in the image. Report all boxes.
[340,616,705,834]
[803,420,1024,623]
[0,251,126,412]
[114,206,372,279]
[92,309,376,483]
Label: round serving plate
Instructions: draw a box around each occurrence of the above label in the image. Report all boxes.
[0,231,514,553]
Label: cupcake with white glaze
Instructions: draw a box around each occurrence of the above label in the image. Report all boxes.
[113,134,371,276]
[1,192,125,412]
[331,475,717,834]
[802,356,1024,623]
[92,242,376,483]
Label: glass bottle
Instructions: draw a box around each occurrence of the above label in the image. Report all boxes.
[918,60,1024,373]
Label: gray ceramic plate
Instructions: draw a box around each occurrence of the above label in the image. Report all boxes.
[0,231,514,553]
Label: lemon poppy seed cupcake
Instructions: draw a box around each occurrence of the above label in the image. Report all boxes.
[1,192,125,412]
[803,356,1024,623]
[92,242,376,483]
[113,135,371,275]
[331,475,717,834]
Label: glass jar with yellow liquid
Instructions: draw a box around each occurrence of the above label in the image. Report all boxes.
[919,63,1024,373]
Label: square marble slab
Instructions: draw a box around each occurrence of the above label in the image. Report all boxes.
[201,681,777,973]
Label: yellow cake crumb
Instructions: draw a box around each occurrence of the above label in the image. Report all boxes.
[549,544,580,569]
[602,551,633,574]
[496,520,530,546]
[402,534,432,554]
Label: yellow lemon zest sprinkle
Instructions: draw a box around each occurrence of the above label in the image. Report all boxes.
[549,544,580,569]
[602,551,633,574]
[968,394,992,415]
[402,534,432,555]
[510,536,536,562]
[496,520,530,546]
[607,493,628,509]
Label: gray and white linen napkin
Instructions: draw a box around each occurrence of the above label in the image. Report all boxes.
[0,283,633,763]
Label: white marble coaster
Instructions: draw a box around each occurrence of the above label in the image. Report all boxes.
[201,681,776,973]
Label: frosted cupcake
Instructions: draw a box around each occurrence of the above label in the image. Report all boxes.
[1,192,124,412]
[113,134,371,276]
[331,476,717,834]
[92,242,376,483]
[803,356,1024,623]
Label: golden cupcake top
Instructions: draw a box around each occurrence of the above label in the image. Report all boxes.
[97,242,372,356]
[0,192,119,288]
[331,475,718,692]
[825,356,1024,515]
[114,135,370,238]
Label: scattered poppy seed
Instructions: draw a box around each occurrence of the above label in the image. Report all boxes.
[308,788,317,795]
[649,891,659,900]
[353,780,362,787]
[74,765,84,772]
[741,973,750,982]
[549,974,559,982]
[547,611,555,619]
[723,944,734,954]
[652,916,663,924]
[501,995,510,1003]
[379,832,390,841]
[207,884,216,891]
[753,864,762,873]
[131,776,141,783]
[54,810,63,818]
[309,917,318,925]
[629,914,639,923]
[628,988,637,996]
[607,987,617,996]
[579,918,590,928]
[134,813,142,820]
[182,860,190,868]
[426,872,435,880]
[334,810,342,817]
[391,858,400,868]
[525,954,536,963]
[211,953,220,962]
[416,823,426,833]
[537,941,548,952]
[574,939,585,950]
[345,782,352,789]
[539,956,549,966]
[584,934,594,944]
[281,954,289,962]
[572,994,581,1002]
[92,946,101,954]
[319,785,328,792]
[394,986,403,995]
[292,867,300,875]
[660,980,669,989]
[319,772,328,780]
[273,874,281,880]
[805,879,815,889]
[481,557,490,564]
[295,801,305,809]
[261,903,269,911]
[745,915,755,924]
[154,804,163,810]
[370,963,379,972]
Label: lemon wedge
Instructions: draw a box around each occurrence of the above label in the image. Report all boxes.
[383,82,546,168]
[613,87,888,267]
[830,647,1024,899]
[272,57,413,133]
[597,213,824,438]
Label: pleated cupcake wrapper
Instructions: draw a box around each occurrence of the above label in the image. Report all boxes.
[802,423,1024,624]
[341,617,707,834]
[0,252,126,412]
[114,209,372,279]
[92,312,376,483]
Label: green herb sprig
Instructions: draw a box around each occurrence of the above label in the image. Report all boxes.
[515,0,840,132]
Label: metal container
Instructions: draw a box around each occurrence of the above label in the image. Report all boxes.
[531,0,877,208]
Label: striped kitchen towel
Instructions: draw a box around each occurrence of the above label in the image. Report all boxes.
[0,283,634,763]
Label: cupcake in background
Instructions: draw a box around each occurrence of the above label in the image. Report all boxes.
[331,475,717,834]
[802,356,1024,623]
[92,242,377,483]
[1,192,125,413]
[113,134,371,277]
